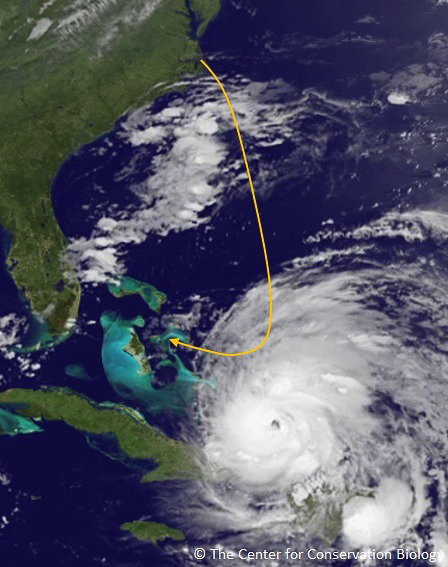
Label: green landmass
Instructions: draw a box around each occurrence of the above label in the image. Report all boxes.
[121,520,185,543]
[191,0,221,37]
[108,276,167,314]
[0,0,220,343]
[124,329,153,375]
[0,387,197,482]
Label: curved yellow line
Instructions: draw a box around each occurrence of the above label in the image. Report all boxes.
[172,59,273,357]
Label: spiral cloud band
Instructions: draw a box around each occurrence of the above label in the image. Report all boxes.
[189,212,448,556]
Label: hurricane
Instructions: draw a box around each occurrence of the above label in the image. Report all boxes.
[170,210,448,565]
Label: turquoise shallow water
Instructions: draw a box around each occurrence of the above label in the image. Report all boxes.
[0,407,42,436]
[2,0,447,563]
[108,276,167,313]
[65,364,93,381]
[100,310,200,414]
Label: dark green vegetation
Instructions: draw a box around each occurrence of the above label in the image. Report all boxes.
[0,0,219,342]
[124,326,153,375]
[121,520,185,543]
[191,0,221,36]
[0,388,197,482]
[108,276,167,314]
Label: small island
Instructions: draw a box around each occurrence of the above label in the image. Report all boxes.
[121,520,185,544]
[108,276,167,314]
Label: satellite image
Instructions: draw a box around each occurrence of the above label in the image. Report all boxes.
[1,0,448,566]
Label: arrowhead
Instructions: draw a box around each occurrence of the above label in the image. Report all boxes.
[169,338,179,347]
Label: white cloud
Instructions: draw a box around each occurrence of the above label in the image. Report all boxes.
[27,18,53,41]
[306,210,448,245]
[0,315,25,348]
[342,478,413,546]
[387,92,410,105]
[66,237,122,284]
[39,0,57,15]
[67,77,365,283]
[56,0,118,39]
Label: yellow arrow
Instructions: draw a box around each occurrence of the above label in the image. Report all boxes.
[169,59,273,357]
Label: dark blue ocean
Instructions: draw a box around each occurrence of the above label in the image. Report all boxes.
[1,0,448,565]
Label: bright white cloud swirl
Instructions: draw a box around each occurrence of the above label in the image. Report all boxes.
[175,210,448,560]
